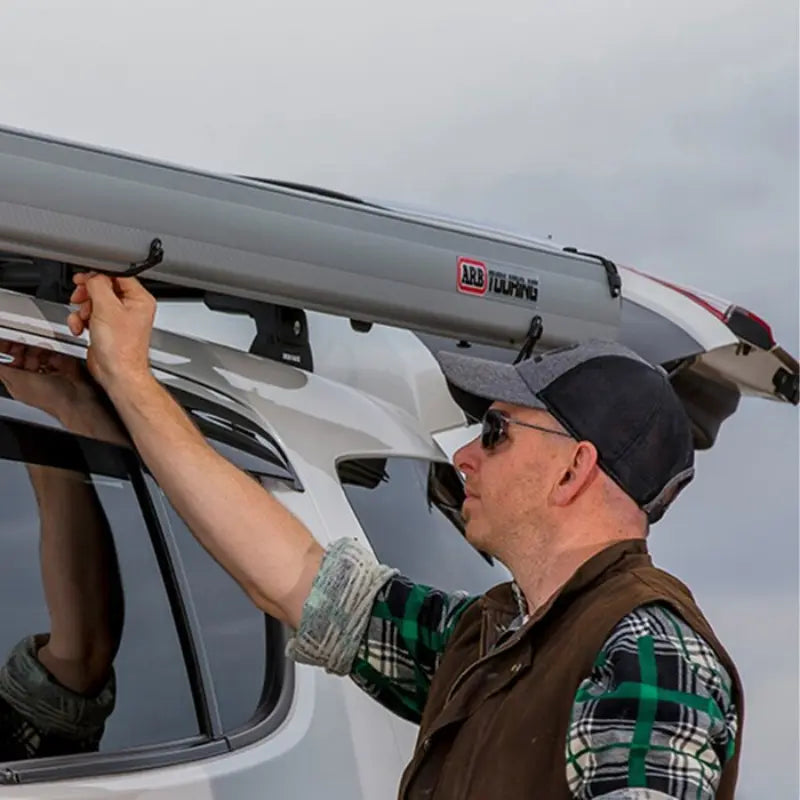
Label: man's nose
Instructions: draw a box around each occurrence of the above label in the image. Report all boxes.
[454,435,482,476]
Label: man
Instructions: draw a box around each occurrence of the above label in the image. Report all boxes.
[67,272,742,799]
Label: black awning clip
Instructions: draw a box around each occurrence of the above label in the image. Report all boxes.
[120,238,165,277]
[563,247,622,299]
[513,315,543,364]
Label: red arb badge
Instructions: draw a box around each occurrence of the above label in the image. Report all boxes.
[457,257,488,295]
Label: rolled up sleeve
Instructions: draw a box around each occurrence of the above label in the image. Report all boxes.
[286,538,398,675]
[286,537,476,723]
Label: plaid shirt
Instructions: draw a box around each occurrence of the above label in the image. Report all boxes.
[291,539,738,800]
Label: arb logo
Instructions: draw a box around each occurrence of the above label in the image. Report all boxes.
[457,257,487,295]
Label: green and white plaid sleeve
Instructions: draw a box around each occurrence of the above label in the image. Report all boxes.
[349,572,476,723]
[566,604,739,800]
[287,537,476,723]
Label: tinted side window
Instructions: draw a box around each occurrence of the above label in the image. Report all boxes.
[151,482,268,733]
[338,458,509,595]
[0,429,198,762]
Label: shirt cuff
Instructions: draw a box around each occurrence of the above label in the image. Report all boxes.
[286,538,398,675]
[0,634,116,740]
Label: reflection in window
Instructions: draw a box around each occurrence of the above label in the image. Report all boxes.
[338,458,509,595]
[0,431,199,763]
[151,480,269,733]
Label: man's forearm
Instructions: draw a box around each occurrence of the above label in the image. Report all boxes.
[105,371,322,628]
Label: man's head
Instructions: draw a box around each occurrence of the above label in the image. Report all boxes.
[438,341,695,560]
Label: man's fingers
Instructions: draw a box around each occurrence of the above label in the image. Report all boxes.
[70,285,89,304]
[67,311,86,336]
[84,274,122,308]
[51,351,78,377]
[78,299,92,321]
[72,271,97,285]
[113,276,151,303]
[23,348,41,373]
[0,366,13,390]
[8,343,24,363]
[73,273,151,309]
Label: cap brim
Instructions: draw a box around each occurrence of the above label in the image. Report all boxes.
[436,351,546,422]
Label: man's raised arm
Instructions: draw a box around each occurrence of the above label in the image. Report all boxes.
[68,273,323,628]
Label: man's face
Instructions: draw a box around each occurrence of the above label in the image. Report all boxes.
[453,401,573,560]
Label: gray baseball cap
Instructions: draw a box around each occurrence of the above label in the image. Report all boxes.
[437,340,695,523]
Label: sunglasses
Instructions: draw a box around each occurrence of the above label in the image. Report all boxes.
[480,408,572,451]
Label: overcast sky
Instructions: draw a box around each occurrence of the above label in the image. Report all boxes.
[2,1,798,796]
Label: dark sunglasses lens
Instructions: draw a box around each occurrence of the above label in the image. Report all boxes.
[480,417,493,448]
[481,411,505,450]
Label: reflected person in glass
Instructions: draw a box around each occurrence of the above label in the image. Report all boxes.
[0,341,125,760]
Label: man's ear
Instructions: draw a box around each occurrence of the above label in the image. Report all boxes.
[552,441,599,507]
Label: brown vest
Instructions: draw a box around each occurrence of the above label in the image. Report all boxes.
[398,539,744,799]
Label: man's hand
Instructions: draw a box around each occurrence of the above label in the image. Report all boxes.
[0,342,97,409]
[0,342,130,446]
[67,273,156,390]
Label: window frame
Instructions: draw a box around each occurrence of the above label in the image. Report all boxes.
[145,475,295,743]
[0,383,296,784]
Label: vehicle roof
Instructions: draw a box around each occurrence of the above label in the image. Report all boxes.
[0,288,450,472]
